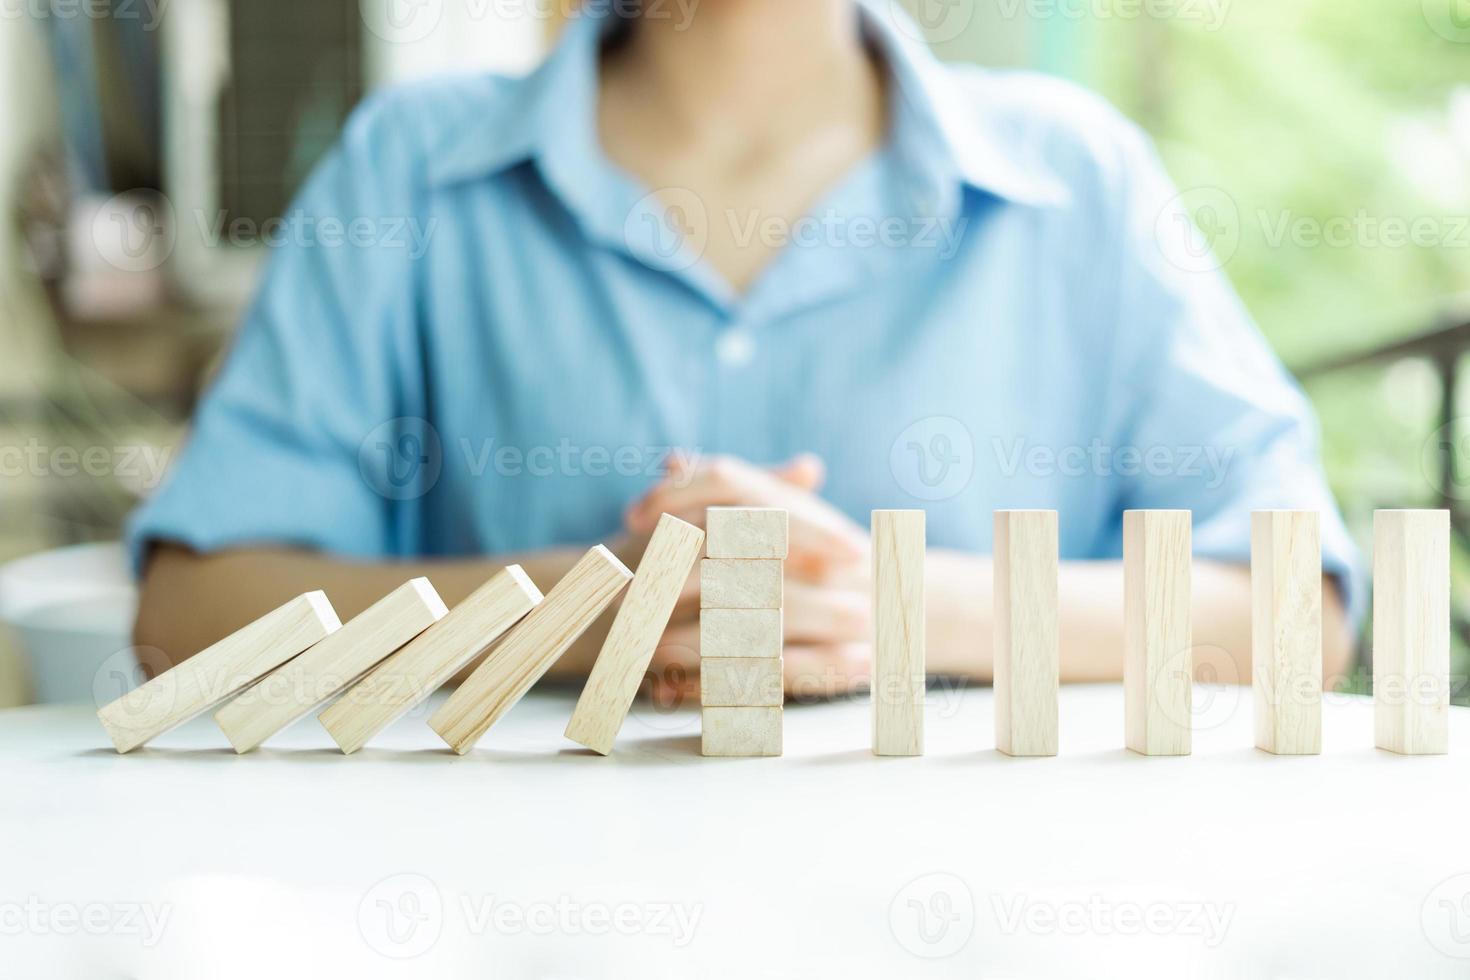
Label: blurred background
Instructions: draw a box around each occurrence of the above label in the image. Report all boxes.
[0,0,1465,706]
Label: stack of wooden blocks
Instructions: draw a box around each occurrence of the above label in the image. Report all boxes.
[94,504,1452,760]
[699,507,787,757]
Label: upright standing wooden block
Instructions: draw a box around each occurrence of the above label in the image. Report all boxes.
[700,658,784,707]
[214,579,448,753]
[1124,510,1192,756]
[318,567,542,754]
[97,592,340,753]
[701,706,782,757]
[699,608,783,659]
[431,546,633,754]
[993,510,1059,757]
[564,516,705,755]
[1374,509,1450,755]
[700,559,783,609]
[1252,510,1322,755]
[872,510,925,756]
[706,507,789,559]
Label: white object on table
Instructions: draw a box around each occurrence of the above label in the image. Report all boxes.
[3,683,1468,978]
[0,542,135,704]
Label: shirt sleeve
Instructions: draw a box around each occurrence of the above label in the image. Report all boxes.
[1099,123,1364,622]
[126,95,429,572]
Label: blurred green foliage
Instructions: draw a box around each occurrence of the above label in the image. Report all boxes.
[1077,1,1470,692]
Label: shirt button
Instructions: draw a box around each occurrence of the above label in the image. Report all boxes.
[715,329,756,368]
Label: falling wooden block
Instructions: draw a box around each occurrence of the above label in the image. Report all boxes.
[564,516,705,755]
[872,509,925,757]
[318,567,542,754]
[700,559,782,609]
[97,592,340,753]
[701,706,782,757]
[1252,510,1322,755]
[706,507,789,559]
[699,608,783,659]
[1123,510,1192,756]
[213,579,448,753]
[431,546,633,754]
[1374,509,1450,755]
[993,510,1059,757]
[701,658,783,707]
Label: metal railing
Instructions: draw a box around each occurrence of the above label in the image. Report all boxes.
[1295,306,1470,662]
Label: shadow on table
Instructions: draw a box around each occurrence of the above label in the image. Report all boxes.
[71,733,710,764]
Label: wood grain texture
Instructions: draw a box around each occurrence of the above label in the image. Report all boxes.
[705,507,789,559]
[700,559,783,609]
[1374,509,1450,755]
[214,579,448,753]
[318,567,543,754]
[872,509,925,756]
[1124,510,1192,756]
[699,608,783,659]
[993,510,1059,757]
[1252,511,1322,755]
[701,706,782,757]
[700,658,783,707]
[97,592,340,753]
[564,516,705,755]
[431,546,633,754]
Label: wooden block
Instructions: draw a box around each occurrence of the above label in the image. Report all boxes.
[97,592,340,753]
[872,509,925,757]
[318,567,542,754]
[701,658,784,707]
[700,559,782,609]
[1124,510,1192,756]
[993,510,1059,757]
[214,579,448,753]
[1374,509,1450,755]
[430,546,633,754]
[701,706,782,756]
[706,507,789,559]
[699,608,783,659]
[564,515,706,755]
[1252,510,1322,755]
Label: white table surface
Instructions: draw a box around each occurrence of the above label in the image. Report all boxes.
[3,682,1468,979]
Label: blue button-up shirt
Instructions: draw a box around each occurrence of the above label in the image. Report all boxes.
[129,2,1361,614]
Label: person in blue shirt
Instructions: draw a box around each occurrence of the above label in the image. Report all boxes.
[130,0,1358,700]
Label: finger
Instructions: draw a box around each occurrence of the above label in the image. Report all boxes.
[626,455,764,532]
[622,448,704,532]
[770,453,825,491]
[783,643,871,699]
[653,479,866,565]
[782,580,871,644]
[648,621,700,674]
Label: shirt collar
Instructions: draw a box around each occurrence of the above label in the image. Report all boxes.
[426,3,1069,210]
[866,0,1070,209]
